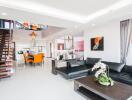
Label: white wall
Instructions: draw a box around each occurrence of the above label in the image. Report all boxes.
[13,29,42,45]
[84,21,121,62]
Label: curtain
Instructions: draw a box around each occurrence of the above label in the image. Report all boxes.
[120,19,132,64]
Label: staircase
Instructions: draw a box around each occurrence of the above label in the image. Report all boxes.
[0,29,10,61]
[0,19,15,79]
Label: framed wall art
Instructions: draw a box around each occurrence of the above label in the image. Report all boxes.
[91,37,104,51]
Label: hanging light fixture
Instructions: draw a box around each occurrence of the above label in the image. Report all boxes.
[30,31,37,40]
[31,24,38,30]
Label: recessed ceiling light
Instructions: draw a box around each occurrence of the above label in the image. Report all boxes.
[1,12,7,16]
[91,24,96,26]
[74,25,78,28]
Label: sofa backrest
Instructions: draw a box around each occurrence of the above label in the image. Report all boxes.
[102,61,125,73]
[67,57,101,69]
[122,65,132,74]
[85,57,101,67]
[67,59,85,68]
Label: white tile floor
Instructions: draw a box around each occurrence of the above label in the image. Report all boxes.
[0,59,86,100]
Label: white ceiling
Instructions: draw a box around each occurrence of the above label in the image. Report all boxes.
[0,0,131,27]
[45,3,132,40]
[0,6,80,28]
[41,26,65,37]
[20,0,121,16]
[1,0,132,40]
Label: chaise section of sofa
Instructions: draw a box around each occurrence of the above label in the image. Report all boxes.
[102,61,132,86]
[109,65,132,86]
[56,65,90,79]
[52,58,101,79]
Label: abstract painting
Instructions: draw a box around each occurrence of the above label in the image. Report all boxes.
[91,37,104,51]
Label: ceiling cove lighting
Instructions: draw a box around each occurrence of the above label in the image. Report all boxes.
[91,24,96,27]
[85,0,132,23]
[0,0,132,23]
[1,12,7,16]
[0,0,84,23]
[84,0,132,22]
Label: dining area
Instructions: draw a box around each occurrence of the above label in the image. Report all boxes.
[17,50,45,67]
[23,51,44,66]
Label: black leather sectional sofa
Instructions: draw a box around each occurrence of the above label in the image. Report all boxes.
[52,58,132,85]
[52,58,101,79]
[103,61,132,85]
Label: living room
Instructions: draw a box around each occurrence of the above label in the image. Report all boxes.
[0,0,132,100]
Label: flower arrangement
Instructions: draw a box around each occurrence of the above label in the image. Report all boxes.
[92,62,114,86]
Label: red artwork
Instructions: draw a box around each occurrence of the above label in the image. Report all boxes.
[58,43,64,50]
[75,40,84,52]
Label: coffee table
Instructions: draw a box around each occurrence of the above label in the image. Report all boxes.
[74,76,132,100]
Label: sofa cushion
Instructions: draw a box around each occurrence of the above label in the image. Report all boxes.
[110,71,132,85]
[77,60,85,66]
[56,61,67,68]
[102,61,125,72]
[67,59,85,68]
[85,57,101,67]
[122,65,132,75]
[66,59,79,68]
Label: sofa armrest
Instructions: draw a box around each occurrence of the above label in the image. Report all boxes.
[85,57,101,67]
[122,65,132,75]
[67,59,85,69]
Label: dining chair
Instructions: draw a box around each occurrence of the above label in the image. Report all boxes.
[33,53,44,66]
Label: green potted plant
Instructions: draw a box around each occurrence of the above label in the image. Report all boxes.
[92,62,114,86]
